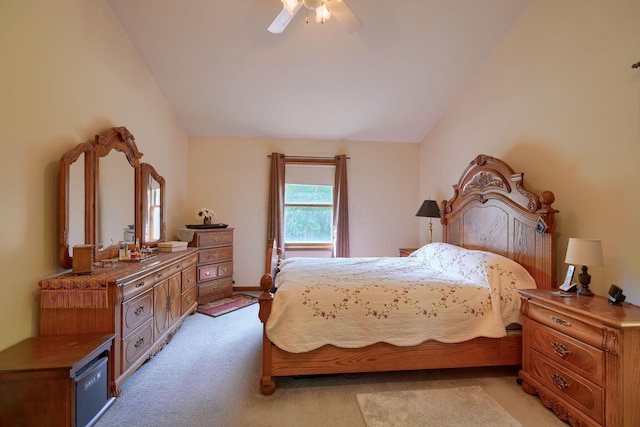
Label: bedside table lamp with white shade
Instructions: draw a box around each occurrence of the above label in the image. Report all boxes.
[564,238,604,296]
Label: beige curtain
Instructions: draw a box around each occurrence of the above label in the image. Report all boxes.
[267,153,285,257]
[333,154,350,257]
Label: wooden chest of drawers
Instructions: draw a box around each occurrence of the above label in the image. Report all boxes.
[187,228,234,304]
[518,289,640,426]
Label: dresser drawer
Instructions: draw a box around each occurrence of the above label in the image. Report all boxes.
[527,301,603,349]
[122,318,154,372]
[195,230,233,247]
[182,264,196,291]
[198,277,233,302]
[199,265,218,281]
[217,261,233,277]
[181,286,197,315]
[529,350,603,424]
[529,319,604,386]
[122,288,154,337]
[122,273,155,301]
[198,246,233,264]
[181,254,197,269]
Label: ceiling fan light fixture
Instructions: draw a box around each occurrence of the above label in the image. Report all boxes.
[315,5,331,24]
[303,0,324,10]
[281,0,300,15]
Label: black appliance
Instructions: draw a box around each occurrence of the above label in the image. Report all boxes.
[75,356,109,427]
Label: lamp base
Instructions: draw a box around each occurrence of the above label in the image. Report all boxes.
[577,286,594,297]
[576,265,595,297]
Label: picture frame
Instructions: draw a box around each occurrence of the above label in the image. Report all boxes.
[559,265,576,291]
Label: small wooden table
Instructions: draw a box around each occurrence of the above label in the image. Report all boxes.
[399,247,418,257]
[0,333,115,427]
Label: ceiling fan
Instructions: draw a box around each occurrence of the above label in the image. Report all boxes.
[268,0,362,34]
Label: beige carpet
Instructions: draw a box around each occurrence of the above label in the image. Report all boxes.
[356,385,523,427]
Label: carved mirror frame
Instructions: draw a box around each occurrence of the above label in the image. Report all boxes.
[93,127,143,263]
[140,162,166,248]
[59,142,94,268]
[58,126,166,268]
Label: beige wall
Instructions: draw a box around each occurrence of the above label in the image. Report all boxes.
[185,137,420,288]
[0,0,188,351]
[420,0,640,302]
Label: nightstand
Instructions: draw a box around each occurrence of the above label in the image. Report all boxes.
[518,289,640,426]
[399,248,417,257]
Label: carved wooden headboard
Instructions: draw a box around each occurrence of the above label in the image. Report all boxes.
[441,154,558,289]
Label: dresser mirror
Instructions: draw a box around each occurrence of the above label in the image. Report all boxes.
[96,146,136,250]
[140,162,165,247]
[59,126,166,268]
[59,143,94,268]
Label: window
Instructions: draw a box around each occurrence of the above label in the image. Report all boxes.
[284,163,335,250]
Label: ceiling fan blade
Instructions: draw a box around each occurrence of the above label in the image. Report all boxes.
[325,0,362,33]
[268,3,302,33]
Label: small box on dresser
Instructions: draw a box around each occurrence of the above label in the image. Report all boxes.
[518,289,640,427]
[187,228,234,305]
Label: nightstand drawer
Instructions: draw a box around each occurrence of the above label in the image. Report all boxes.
[529,350,603,424]
[527,301,603,349]
[529,319,604,386]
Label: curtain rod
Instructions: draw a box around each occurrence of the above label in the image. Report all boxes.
[267,155,351,160]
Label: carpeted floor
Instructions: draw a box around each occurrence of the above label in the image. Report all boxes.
[95,300,566,427]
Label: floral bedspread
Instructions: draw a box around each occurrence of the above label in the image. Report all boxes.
[265,243,536,353]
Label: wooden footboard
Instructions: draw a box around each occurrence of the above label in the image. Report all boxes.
[258,281,521,394]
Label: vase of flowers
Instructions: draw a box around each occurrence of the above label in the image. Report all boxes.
[196,208,216,225]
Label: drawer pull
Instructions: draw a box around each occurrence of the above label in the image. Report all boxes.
[551,342,572,357]
[551,316,571,327]
[135,337,145,349]
[156,272,163,279]
[176,263,182,269]
[204,271,210,276]
[551,373,572,390]
[186,296,192,304]
[135,281,145,288]
[186,274,193,282]
[134,305,145,316]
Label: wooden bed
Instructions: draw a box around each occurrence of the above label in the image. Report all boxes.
[258,154,558,395]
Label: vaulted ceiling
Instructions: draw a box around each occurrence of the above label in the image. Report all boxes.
[107,0,530,143]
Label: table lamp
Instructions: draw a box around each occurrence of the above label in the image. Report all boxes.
[564,238,603,297]
[415,200,441,243]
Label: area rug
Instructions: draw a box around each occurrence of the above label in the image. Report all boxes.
[356,386,523,427]
[197,293,258,318]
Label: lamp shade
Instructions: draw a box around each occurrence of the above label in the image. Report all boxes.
[415,200,440,218]
[565,238,603,266]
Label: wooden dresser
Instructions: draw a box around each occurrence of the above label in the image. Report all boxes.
[518,289,640,426]
[187,228,234,304]
[39,249,198,396]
